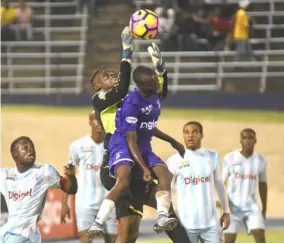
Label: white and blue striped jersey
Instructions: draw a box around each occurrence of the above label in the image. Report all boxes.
[68,135,107,210]
[167,148,221,230]
[222,150,267,213]
[0,164,61,242]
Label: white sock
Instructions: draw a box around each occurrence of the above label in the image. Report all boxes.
[95,199,115,225]
[155,190,171,217]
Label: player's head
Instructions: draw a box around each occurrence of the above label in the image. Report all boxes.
[240,128,256,153]
[239,0,250,9]
[10,136,36,166]
[183,121,203,150]
[89,111,104,141]
[90,67,117,91]
[133,66,159,97]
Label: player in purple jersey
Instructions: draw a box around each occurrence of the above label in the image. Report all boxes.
[87,65,178,241]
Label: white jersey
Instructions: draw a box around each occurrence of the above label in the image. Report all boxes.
[0,164,61,242]
[68,135,107,210]
[222,150,267,213]
[167,148,221,230]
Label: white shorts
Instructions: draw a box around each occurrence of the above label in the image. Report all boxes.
[185,224,223,243]
[75,206,117,233]
[224,210,265,234]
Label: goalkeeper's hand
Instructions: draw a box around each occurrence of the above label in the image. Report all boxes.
[147,42,165,74]
[121,26,133,60]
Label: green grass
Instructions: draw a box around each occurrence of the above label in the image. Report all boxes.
[2,105,284,123]
[137,230,284,243]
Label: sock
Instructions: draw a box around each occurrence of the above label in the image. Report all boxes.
[95,199,115,225]
[155,190,171,217]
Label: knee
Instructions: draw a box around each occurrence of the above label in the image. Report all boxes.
[251,228,265,240]
[158,170,172,187]
[224,233,237,243]
[116,177,130,192]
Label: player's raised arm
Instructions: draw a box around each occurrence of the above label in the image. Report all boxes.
[60,164,78,194]
[91,27,133,112]
[259,156,268,219]
[153,127,185,157]
[61,143,79,223]
[148,42,168,100]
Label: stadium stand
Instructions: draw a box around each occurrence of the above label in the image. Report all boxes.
[1,0,284,94]
[132,0,284,92]
[1,0,87,94]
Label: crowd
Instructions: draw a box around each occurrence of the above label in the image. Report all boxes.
[154,0,255,60]
[1,0,33,42]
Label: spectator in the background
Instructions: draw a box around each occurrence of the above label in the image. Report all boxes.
[15,0,33,41]
[1,0,16,41]
[155,7,176,50]
[207,8,233,51]
[232,0,255,61]
[76,0,96,16]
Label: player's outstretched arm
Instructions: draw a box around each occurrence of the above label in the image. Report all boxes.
[153,128,185,157]
[60,165,78,194]
[126,131,152,182]
[148,43,168,100]
[92,27,133,112]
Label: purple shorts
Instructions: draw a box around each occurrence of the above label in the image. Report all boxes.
[108,145,166,178]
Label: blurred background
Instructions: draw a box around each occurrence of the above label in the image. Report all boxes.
[1,0,284,242]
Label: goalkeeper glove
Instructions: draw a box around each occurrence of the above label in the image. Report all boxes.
[121,26,133,60]
[147,42,165,74]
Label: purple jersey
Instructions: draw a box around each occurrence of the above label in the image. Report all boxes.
[109,89,160,149]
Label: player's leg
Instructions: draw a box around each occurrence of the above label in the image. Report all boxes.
[115,185,143,243]
[245,211,266,243]
[200,224,223,243]
[224,233,237,243]
[103,208,117,243]
[76,207,98,243]
[78,231,91,243]
[147,152,178,233]
[87,148,134,239]
[223,212,243,243]
[144,183,191,243]
[116,215,141,243]
[0,233,32,243]
[100,150,116,191]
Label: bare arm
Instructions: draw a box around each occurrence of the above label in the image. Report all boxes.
[154,127,185,157]
[60,165,78,195]
[259,162,268,218]
[126,131,149,171]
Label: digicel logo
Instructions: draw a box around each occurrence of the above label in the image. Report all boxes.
[184,175,212,185]
[9,189,32,200]
[235,173,257,180]
[86,164,100,171]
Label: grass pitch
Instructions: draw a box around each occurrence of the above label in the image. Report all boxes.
[137,230,284,243]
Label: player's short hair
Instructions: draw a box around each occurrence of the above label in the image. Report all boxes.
[183,121,203,135]
[10,136,34,155]
[89,67,106,85]
[241,128,256,137]
[133,65,156,87]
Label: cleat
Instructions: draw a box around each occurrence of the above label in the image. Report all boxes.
[86,221,105,240]
[153,215,178,234]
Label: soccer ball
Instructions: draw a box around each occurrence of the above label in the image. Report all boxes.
[129,9,159,39]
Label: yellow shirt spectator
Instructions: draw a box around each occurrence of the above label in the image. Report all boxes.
[233,8,249,40]
[1,7,16,25]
